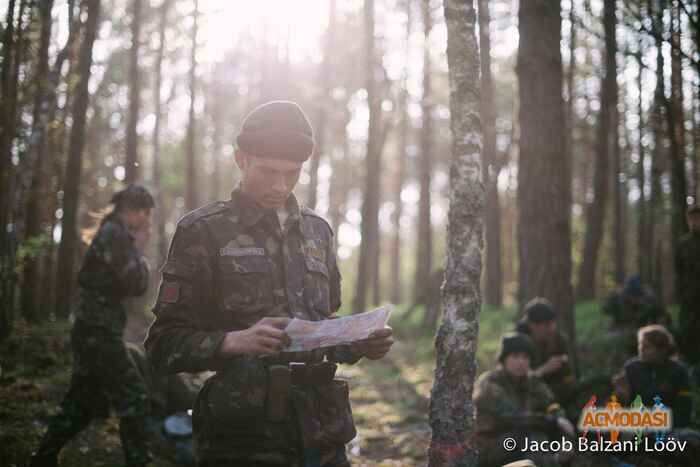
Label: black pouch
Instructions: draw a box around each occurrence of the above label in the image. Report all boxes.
[290,379,357,451]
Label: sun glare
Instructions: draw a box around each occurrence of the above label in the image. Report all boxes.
[199,0,330,65]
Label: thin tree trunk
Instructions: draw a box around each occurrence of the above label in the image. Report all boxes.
[0,0,18,340]
[21,0,55,323]
[353,0,381,314]
[415,0,434,306]
[307,0,336,210]
[637,53,649,283]
[55,0,101,319]
[479,0,502,308]
[428,1,481,464]
[390,0,411,305]
[577,0,617,300]
[125,0,142,183]
[152,0,169,267]
[184,0,199,212]
[517,0,574,339]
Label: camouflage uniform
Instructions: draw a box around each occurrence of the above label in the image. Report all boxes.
[145,187,359,467]
[473,368,565,467]
[676,231,700,364]
[33,213,152,466]
[602,290,666,328]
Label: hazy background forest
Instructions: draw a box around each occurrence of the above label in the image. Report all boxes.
[0,0,699,465]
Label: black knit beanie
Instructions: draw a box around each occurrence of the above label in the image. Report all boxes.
[497,333,535,363]
[236,101,314,162]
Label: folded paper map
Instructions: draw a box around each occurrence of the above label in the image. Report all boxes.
[283,305,393,352]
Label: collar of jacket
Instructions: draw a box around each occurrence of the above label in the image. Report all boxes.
[229,186,307,234]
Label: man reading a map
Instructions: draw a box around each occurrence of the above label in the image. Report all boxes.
[145,100,393,467]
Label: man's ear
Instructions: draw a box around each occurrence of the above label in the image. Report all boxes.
[234,150,247,171]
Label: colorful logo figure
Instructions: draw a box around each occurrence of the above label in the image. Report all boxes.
[578,393,672,444]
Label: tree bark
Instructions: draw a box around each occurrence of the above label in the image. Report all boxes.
[577,0,617,300]
[184,0,199,212]
[637,53,649,284]
[415,0,434,305]
[152,0,169,267]
[125,0,142,184]
[0,0,18,340]
[390,0,411,305]
[517,0,574,339]
[21,0,55,323]
[427,0,481,465]
[307,0,336,210]
[55,0,101,319]
[478,0,502,308]
[353,0,381,314]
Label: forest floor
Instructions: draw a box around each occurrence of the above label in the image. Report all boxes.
[1,302,697,467]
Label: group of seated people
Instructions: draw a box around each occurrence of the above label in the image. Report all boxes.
[473,296,698,467]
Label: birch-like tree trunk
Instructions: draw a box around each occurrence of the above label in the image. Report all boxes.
[428,0,482,465]
[517,0,574,338]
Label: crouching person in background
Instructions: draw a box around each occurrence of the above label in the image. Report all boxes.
[474,333,575,467]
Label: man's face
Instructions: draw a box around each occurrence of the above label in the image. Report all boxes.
[121,208,152,232]
[687,212,700,233]
[638,337,663,364]
[503,352,531,378]
[236,151,303,210]
[529,320,556,342]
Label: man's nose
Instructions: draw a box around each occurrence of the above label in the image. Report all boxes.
[271,174,287,191]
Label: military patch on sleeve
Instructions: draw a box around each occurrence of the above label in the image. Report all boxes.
[160,281,181,304]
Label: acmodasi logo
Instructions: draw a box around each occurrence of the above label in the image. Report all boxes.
[578,394,672,434]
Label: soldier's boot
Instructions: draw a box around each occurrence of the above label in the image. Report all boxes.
[28,453,58,467]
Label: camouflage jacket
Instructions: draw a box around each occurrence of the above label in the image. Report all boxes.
[473,368,564,436]
[74,212,149,331]
[602,291,666,327]
[145,187,358,372]
[676,232,700,309]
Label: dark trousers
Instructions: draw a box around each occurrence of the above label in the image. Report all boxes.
[34,325,151,466]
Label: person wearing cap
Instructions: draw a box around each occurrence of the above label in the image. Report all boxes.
[516,297,576,405]
[145,101,393,467]
[31,185,156,467]
[473,333,575,467]
[676,204,700,366]
[602,275,668,329]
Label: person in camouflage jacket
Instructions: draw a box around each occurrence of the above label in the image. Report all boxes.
[473,333,575,467]
[145,101,394,467]
[31,185,155,467]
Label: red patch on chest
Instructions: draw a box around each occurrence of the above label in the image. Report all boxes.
[160,282,181,304]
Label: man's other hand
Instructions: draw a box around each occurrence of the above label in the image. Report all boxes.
[350,327,394,360]
[218,317,291,358]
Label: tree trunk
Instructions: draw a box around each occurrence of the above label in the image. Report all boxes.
[21,0,55,323]
[577,0,617,300]
[353,0,381,314]
[478,0,502,308]
[517,0,574,340]
[54,0,101,319]
[428,0,484,466]
[0,0,18,340]
[184,0,199,212]
[390,0,411,306]
[307,0,336,210]
[668,0,689,282]
[414,0,434,306]
[152,0,169,267]
[427,1,481,465]
[125,0,142,184]
[637,53,649,284]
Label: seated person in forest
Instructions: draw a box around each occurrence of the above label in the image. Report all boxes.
[126,343,200,466]
[473,333,575,467]
[612,325,700,463]
[603,276,668,329]
[516,297,576,405]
